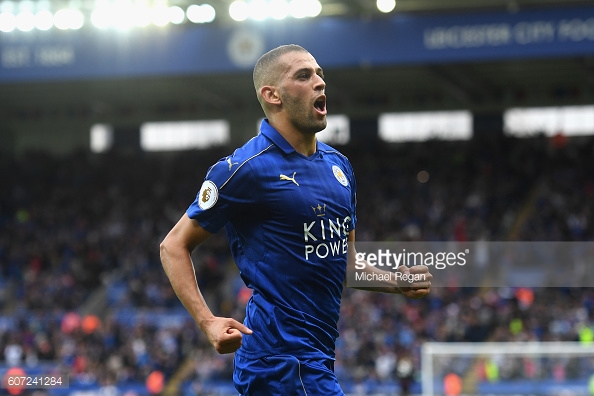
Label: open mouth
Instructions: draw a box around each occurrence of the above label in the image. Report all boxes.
[314,96,327,114]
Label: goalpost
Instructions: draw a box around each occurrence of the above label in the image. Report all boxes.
[421,342,594,396]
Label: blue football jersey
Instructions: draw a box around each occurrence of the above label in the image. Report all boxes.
[187,119,357,360]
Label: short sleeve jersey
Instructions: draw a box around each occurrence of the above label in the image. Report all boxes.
[187,119,357,360]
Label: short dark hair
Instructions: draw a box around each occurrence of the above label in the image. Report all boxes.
[253,44,309,105]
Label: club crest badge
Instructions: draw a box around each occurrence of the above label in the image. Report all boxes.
[332,165,348,187]
[198,180,218,210]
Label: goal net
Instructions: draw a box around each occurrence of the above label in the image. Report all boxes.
[421,342,594,395]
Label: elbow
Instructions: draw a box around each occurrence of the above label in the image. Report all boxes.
[159,234,188,268]
[159,237,170,265]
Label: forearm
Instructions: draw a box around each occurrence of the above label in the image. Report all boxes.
[346,232,401,294]
[160,215,250,354]
[160,243,214,330]
[348,263,432,298]
[347,263,402,294]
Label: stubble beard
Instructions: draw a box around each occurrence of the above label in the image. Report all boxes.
[284,95,327,134]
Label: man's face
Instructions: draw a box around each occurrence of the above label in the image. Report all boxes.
[277,51,327,134]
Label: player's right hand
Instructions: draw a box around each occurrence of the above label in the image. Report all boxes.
[202,317,253,354]
[396,264,432,299]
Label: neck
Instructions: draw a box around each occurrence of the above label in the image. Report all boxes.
[269,119,317,157]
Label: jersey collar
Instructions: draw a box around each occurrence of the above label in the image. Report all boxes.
[260,119,322,159]
[259,119,297,155]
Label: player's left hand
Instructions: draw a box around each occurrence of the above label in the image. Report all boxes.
[202,316,253,354]
[396,265,432,299]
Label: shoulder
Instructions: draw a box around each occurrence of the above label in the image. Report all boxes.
[318,141,349,160]
[205,133,276,189]
[318,141,354,172]
[232,133,277,165]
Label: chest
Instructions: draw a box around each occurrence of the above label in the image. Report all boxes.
[256,156,353,236]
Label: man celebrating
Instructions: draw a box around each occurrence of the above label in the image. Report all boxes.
[160,44,431,395]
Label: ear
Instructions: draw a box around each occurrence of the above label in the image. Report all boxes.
[260,86,281,106]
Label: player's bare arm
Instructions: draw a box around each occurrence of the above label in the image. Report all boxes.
[345,230,432,298]
[160,214,252,354]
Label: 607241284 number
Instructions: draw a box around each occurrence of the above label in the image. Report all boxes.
[2,374,69,389]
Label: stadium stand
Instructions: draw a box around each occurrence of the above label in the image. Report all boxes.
[1,132,593,394]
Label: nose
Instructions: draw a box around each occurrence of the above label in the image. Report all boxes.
[313,74,325,91]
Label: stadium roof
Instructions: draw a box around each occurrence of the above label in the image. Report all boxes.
[1,0,593,125]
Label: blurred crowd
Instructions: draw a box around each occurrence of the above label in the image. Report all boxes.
[0,133,593,393]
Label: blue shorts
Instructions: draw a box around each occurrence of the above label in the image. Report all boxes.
[233,354,345,396]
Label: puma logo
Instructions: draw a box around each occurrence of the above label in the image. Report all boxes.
[227,157,238,171]
[280,172,299,186]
